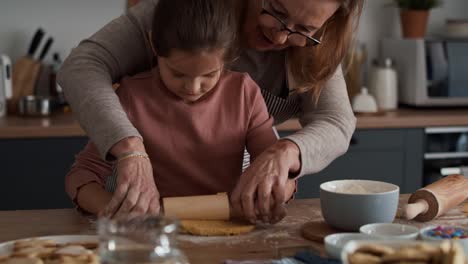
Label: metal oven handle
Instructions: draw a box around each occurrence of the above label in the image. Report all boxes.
[425,126,468,134]
[440,166,467,176]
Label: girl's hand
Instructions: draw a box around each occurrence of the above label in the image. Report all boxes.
[103,138,161,218]
[230,140,301,224]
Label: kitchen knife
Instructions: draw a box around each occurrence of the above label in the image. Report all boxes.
[38,37,54,61]
[27,28,45,58]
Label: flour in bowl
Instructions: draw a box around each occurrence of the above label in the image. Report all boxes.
[334,182,374,194]
[322,180,398,194]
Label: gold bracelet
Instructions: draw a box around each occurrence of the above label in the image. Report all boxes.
[117,151,149,163]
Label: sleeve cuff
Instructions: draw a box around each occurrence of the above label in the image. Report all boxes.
[65,171,104,205]
[283,134,311,179]
[101,129,143,161]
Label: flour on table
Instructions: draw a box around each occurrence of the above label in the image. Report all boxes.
[178,214,314,247]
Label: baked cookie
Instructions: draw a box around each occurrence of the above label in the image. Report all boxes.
[64,242,97,250]
[53,246,92,257]
[14,240,57,250]
[12,247,55,259]
[0,253,10,261]
[381,247,431,263]
[348,252,381,264]
[441,241,465,264]
[355,244,395,256]
[2,257,44,264]
[3,239,99,264]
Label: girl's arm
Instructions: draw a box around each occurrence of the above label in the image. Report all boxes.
[65,142,114,215]
[242,74,278,160]
[242,74,298,201]
[232,74,299,224]
[76,182,113,216]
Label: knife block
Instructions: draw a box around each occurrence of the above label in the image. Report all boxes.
[8,57,41,113]
[34,65,53,96]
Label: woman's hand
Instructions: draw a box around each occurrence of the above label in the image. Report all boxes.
[230,140,301,224]
[102,137,161,218]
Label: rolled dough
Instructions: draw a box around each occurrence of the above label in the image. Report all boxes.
[179,220,255,236]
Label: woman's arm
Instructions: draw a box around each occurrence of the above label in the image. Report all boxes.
[57,1,156,160]
[59,1,161,218]
[231,67,355,224]
[285,66,357,177]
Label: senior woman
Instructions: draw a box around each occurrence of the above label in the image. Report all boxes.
[58,0,363,223]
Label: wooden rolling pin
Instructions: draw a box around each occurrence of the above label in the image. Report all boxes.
[405,175,468,222]
[162,193,231,220]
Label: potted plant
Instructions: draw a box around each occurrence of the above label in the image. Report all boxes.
[393,0,442,38]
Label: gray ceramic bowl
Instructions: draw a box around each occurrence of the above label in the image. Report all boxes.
[325,233,371,259]
[320,180,399,231]
[360,223,419,240]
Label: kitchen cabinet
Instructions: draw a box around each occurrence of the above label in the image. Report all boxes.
[0,108,464,210]
[0,129,426,209]
[0,137,88,210]
[280,129,424,198]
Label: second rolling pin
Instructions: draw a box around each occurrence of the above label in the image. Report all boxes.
[405,175,468,222]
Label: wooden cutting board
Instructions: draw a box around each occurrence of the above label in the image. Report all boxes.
[300,221,340,243]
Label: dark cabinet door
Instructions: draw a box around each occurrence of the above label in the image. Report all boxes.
[0,137,88,210]
[280,129,423,198]
[294,151,405,198]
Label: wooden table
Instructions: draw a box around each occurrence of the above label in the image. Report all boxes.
[0,196,466,264]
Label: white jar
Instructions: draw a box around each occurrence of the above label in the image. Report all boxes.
[352,87,378,113]
[369,58,398,110]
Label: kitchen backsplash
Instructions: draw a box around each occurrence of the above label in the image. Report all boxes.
[0,0,467,68]
[0,0,126,64]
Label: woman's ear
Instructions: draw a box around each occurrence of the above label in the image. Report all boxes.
[148,30,158,57]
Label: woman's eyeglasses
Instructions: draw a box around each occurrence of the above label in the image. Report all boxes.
[260,0,323,47]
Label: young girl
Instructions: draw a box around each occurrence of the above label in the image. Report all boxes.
[65,0,296,218]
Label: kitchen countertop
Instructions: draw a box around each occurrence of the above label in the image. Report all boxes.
[0,108,468,139]
[0,113,84,139]
[0,195,466,264]
[277,108,468,131]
